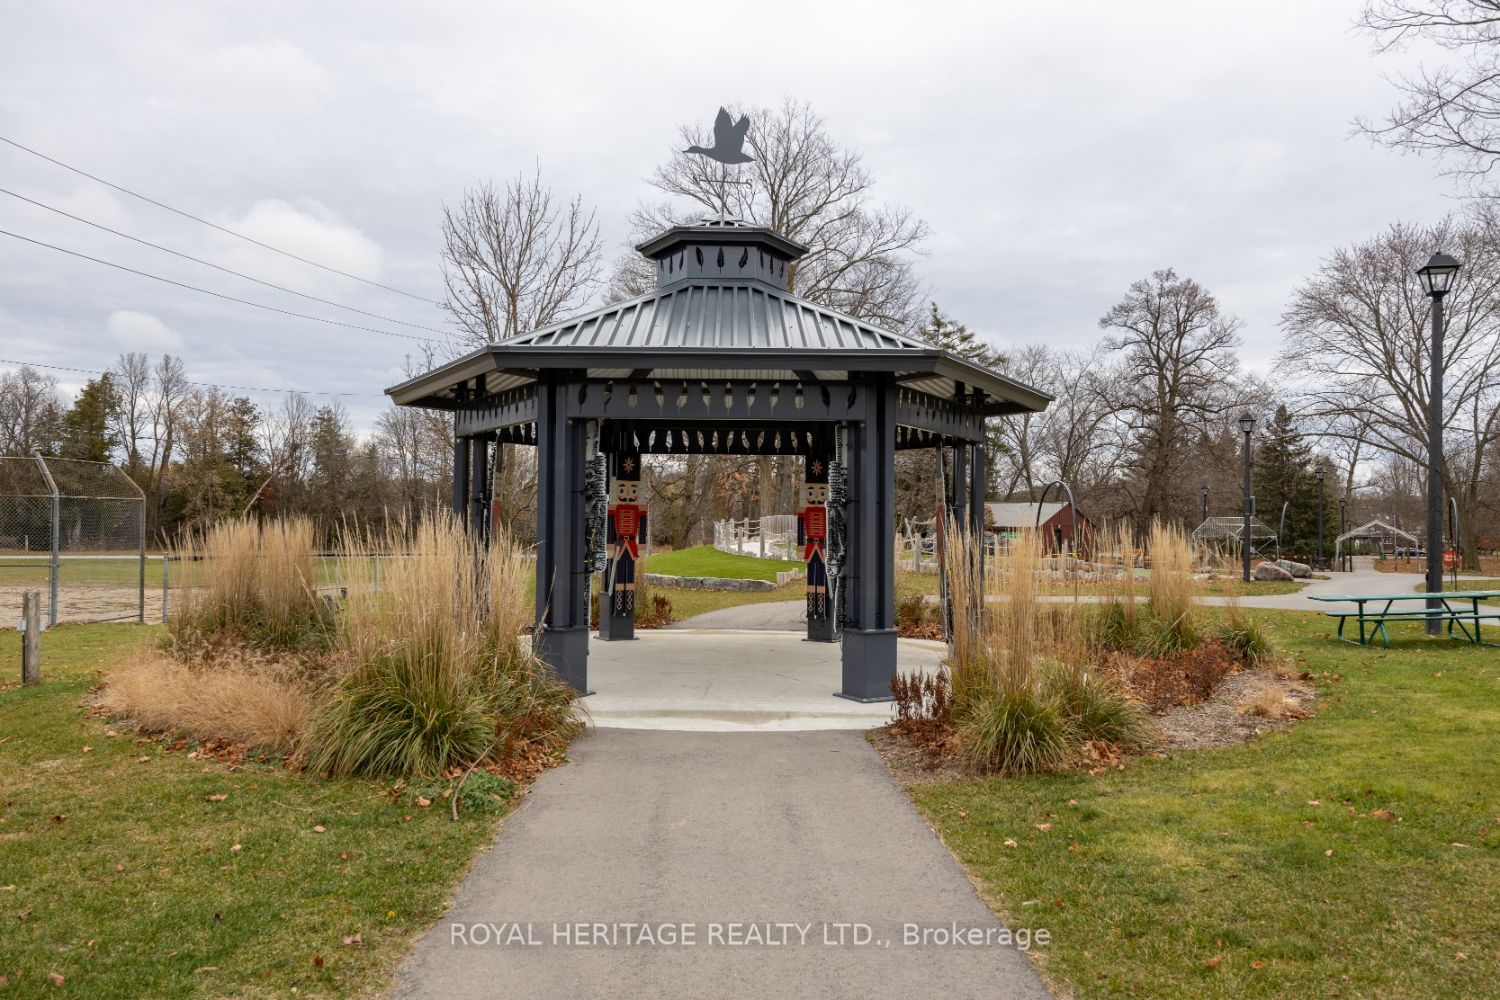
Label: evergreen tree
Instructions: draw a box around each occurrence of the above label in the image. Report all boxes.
[57,374,118,463]
[1253,405,1324,560]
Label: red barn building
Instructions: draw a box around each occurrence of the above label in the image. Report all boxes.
[985,501,1095,559]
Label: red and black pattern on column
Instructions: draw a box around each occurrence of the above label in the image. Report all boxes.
[606,450,645,618]
[798,456,830,622]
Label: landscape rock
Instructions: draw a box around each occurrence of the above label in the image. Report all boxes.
[644,573,776,592]
[1274,559,1312,578]
[1253,563,1295,582]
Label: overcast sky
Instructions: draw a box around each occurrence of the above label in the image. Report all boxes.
[0,1,1464,431]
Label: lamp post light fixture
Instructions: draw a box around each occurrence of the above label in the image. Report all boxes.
[1418,251,1461,634]
[1201,483,1209,525]
[1238,412,1256,583]
[1316,465,1326,571]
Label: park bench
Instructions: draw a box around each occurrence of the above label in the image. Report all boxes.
[1307,591,1500,647]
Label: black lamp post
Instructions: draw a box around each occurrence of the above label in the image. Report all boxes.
[1201,483,1209,525]
[1418,251,1461,635]
[1339,495,1348,572]
[1316,465,1325,571]
[1239,412,1256,583]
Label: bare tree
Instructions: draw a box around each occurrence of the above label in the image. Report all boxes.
[0,365,64,455]
[1099,269,1244,529]
[1357,1,1500,186]
[613,98,930,330]
[440,167,604,350]
[1279,210,1500,566]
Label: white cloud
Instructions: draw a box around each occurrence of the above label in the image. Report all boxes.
[105,310,183,352]
[210,199,385,298]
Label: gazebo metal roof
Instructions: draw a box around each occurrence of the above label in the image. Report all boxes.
[387,219,1051,416]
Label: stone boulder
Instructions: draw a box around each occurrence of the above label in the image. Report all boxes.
[1253,562,1295,582]
[1274,559,1312,579]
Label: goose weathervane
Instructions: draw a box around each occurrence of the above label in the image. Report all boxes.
[686,108,753,164]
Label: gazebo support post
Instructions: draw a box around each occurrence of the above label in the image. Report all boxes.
[839,378,897,701]
[451,426,470,521]
[968,441,986,577]
[952,442,969,533]
[469,434,489,542]
[534,374,591,694]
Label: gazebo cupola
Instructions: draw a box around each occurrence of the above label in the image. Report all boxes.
[388,214,1053,701]
[638,218,805,291]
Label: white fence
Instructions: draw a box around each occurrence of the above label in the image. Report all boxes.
[712,514,799,560]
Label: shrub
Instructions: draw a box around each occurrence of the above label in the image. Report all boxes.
[891,669,952,726]
[100,656,308,752]
[956,683,1072,774]
[169,518,334,655]
[1214,597,1275,666]
[1040,662,1154,751]
[304,517,583,779]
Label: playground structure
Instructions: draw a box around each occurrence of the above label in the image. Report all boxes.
[1191,515,1278,570]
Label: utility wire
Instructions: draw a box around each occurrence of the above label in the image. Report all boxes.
[0,186,449,334]
[0,357,384,398]
[0,134,444,307]
[0,227,436,343]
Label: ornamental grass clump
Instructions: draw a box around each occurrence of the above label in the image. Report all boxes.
[939,527,1151,773]
[1144,520,1198,654]
[304,517,583,779]
[169,517,334,655]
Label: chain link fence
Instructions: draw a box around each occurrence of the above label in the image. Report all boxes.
[0,455,146,626]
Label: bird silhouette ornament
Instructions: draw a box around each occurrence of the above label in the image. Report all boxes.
[686,108,754,164]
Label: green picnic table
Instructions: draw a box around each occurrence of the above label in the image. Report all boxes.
[1308,591,1500,647]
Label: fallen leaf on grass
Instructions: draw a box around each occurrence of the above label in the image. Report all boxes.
[48,972,65,986]
[136,756,151,764]
[1371,808,1398,822]
[193,966,218,973]
[956,810,967,819]
[415,796,432,808]
[1251,959,1266,970]
[312,825,326,834]
[81,746,92,753]
[1003,838,1018,848]
[1205,955,1223,969]
[342,931,363,946]
[1452,843,1471,848]
[1457,952,1469,960]
[230,844,242,853]
[1033,823,1052,832]
[204,794,228,803]
[50,815,65,824]
[1324,849,1334,857]
[1307,800,1322,807]
[313,954,324,968]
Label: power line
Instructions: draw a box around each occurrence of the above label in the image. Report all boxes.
[0,134,444,307]
[0,227,437,343]
[0,186,449,334]
[0,357,385,398]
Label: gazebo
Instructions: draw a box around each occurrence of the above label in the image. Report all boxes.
[1334,520,1420,564]
[388,218,1051,700]
[1192,516,1278,560]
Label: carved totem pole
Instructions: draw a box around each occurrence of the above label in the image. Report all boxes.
[800,454,834,641]
[600,450,645,640]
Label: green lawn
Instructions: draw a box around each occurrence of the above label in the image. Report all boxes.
[0,624,514,998]
[641,545,801,582]
[1409,579,1500,604]
[907,611,1500,998]
[894,571,1308,598]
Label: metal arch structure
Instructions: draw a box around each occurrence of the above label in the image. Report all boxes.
[1332,519,1420,566]
[389,218,1052,702]
[1032,480,1082,563]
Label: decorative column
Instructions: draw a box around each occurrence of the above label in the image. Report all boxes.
[451,424,470,521]
[489,441,506,539]
[952,442,969,531]
[840,377,897,701]
[800,448,833,642]
[969,440,986,577]
[599,448,644,641]
[468,434,489,541]
[533,373,590,693]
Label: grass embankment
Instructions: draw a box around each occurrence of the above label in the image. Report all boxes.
[909,611,1500,998]
[640,545,801,583]
[0,624,507,998]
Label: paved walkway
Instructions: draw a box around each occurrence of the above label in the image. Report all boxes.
[588,629,943,731]
[394,729,1053,1000]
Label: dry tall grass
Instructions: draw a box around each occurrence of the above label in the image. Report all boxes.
[100,656,309,751]
[170,517,330,652]
[306,515,582,778]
